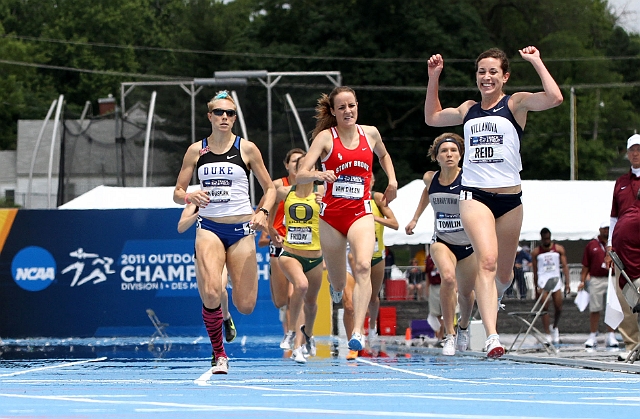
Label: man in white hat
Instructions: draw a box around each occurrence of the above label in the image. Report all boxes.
[606,133,640,357]
[579,221,618,348]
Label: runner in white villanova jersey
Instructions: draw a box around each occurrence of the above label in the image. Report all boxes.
[424,46,563,358]
[405,133,476,357]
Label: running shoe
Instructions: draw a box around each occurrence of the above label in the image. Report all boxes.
[585,333,597,348]
[329,284,343,303]
[280,331,295,350]
[442,334,456,356]
[211,356,229,374]
[606,332,619,348]
[290,346,307,364]
[485,335,505,359]
[348,332,365,351]
[550,326,560,344]
[497,296,505,311]
[300,325,316,357]
[346,350,358,360]
[456,326,470,352]
[223,316,237,343]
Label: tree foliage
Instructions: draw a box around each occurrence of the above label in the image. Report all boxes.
[0,0,638,183]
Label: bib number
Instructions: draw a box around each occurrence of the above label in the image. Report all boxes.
[332,175,365,200]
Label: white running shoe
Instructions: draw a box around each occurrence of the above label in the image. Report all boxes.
[485,335,505,358]
[606,332,619,348]
[456,326,470,352]
[300,324,316,357]
[330,284,343,303]
[291,346,307,364]
[584,333,597,348]
[442,334,456,356]
[348,333,365,351]
[550,327,560,344]
[211,356,229,374]
[280,331,295,350]
[497,296,505,311]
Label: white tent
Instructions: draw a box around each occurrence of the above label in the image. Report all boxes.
[384,180,615,245]
[58,185,200,209]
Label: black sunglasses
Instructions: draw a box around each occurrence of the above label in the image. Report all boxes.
[210,108,237,117]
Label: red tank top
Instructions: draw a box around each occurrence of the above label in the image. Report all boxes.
[321,125,373,210]
[273,176,290,236]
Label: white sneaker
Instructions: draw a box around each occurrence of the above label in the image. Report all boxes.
[545,334,553,345]
[497,296,505,311]
[485,335,505,358]
[300,325,316,356]
[442,334,456,356]
[280,331,295,350]
[584,333,597,348]
[348,333,365,351]
[291,346,307,363]
[606,332,619,348]
[211,356,229,374]
[550,327,560,344]
[456,326,470,352]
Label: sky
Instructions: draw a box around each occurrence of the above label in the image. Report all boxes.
[608,0,640,34]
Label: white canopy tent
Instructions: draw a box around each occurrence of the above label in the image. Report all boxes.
[383,180,615,246]
[58,185,200,209]
[61,181,615,244]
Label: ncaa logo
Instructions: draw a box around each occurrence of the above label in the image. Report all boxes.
[11,246,56,292]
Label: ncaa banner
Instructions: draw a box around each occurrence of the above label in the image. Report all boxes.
[0,209,277,338]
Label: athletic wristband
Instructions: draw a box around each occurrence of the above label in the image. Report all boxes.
[184,193,190,205]
[258,207,269,217]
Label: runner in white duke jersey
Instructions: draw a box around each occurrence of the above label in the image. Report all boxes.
[405,133,476,356]
[424,46,563,358]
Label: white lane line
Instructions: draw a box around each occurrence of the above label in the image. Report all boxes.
[205,383,640,407]
[0,357,107,377]
[355,358,632,390]
[0,393,621,417]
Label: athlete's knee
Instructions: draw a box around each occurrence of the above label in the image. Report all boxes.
[440,272,457,288]
[235,298,256,315]
[478,254,498,273]
[352,259,371,280]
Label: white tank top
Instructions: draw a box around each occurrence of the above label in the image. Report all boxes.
[196,136,253,218]
[462,95,523,188]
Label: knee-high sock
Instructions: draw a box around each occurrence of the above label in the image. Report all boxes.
[202,304,227,359]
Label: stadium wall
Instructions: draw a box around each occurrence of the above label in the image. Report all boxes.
[0,208,287,338]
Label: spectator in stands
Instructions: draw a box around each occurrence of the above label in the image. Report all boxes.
[580,222,618,348]
[406,258,426,300]
[607,134,640,357]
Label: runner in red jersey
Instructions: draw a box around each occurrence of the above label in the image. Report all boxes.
[320,125,374,234]
[297,86,398,351]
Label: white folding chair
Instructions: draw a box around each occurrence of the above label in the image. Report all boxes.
[146,308,169,339]
[507,276,560,354]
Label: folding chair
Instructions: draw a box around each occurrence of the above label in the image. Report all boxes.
[608,251,640,363]
[507,276,560,354]
[146,308,169,339]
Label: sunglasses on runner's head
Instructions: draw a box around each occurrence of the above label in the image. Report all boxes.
[210,108,236,117]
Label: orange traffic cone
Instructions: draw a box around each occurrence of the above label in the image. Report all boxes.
[405,327,412,346]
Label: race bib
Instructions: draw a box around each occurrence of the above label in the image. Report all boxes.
[202,179,232,203]
[287,226,312,245]
[435,212,463,233]
[468,135,504,164]
[332,175,365,200]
